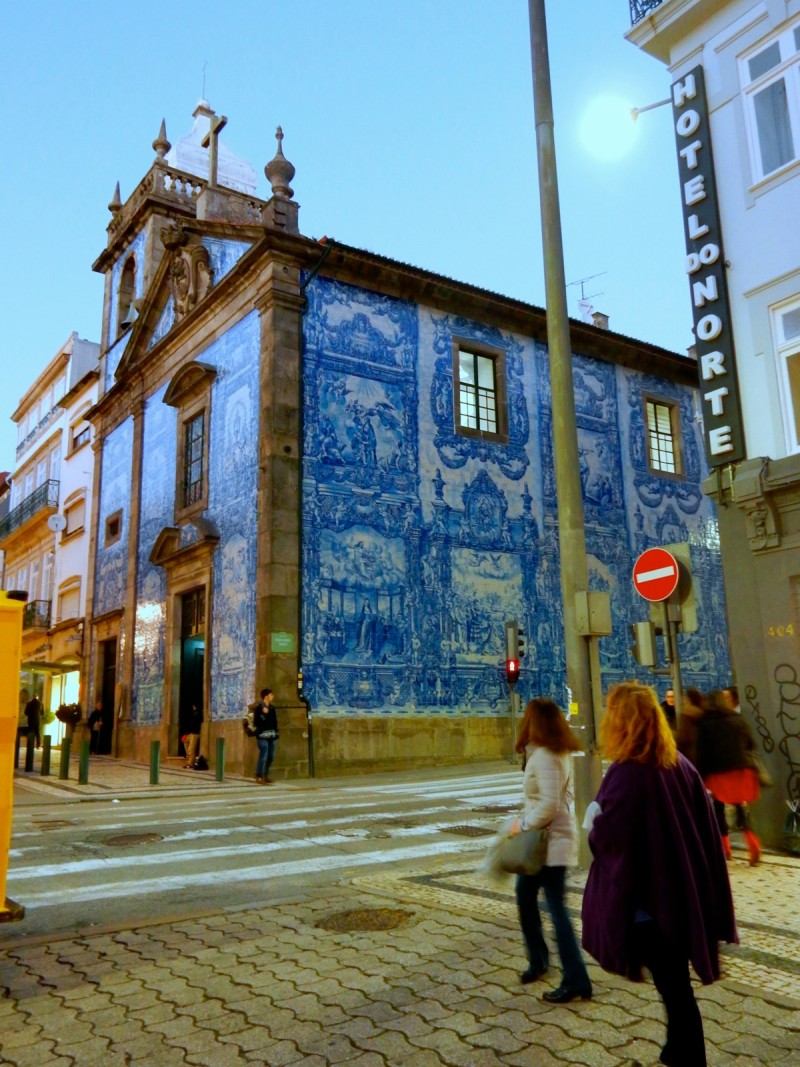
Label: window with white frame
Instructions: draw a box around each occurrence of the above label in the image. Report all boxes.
[645,396,682,475]
[740,19,800,182]
[452,342,508,442]
[57,580,81,622]
[64,497,86,537]
[774,296,800,452]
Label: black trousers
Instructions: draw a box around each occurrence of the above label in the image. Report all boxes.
[632,920,706,1067]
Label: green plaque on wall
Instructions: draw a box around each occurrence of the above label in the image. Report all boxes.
[270,631,295,654]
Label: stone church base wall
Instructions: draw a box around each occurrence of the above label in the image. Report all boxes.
[114,712,515,780]
[309,714,514,777]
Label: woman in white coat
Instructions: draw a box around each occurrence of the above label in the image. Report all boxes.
[512,697,592,1003]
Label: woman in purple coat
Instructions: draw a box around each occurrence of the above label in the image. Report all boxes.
[581,682,737,1067]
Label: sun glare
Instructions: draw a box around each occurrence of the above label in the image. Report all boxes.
[579,95,638,161]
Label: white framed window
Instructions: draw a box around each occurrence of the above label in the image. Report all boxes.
[29,559,40,603]
[57,580,81,622]
[64,497,86,537]
[49,445,61,481]
[42,551,53,601]
[36,459,48,488]
[451,341,508,443]
[645,396,682,476]
[773,296,800,453]
[740,18,800,182]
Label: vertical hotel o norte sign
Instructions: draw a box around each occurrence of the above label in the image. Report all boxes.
[672,66,745,466]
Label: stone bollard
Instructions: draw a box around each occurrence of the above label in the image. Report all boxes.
[40,737,51,776]
[78,740,90,784]
[150,740,160,785]
[215,737,225,782]
[59,737,72,780]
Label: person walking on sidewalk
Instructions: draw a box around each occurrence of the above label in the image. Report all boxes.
[697,690,762,865]
[582,682,737,1067]
[253,688,279,784]
[512,697,592,1003]
[24,694,42,748]
[88,699,105,755]
[182,703,203,768]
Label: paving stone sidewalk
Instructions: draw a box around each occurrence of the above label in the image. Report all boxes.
[1,850,798,1067]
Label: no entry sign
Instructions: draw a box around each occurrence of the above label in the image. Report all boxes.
[632,548,680,603]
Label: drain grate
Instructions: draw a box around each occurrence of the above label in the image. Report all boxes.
[103,832,164,847]
[474,804,519,814]
[32,819,77,831]
[316,908,412,932]
[440,824,495,838]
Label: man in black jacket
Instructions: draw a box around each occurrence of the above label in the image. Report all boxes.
[253,688,279,784]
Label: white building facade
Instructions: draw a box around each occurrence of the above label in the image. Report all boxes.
[1,333,99,742]
[628,0,800,844]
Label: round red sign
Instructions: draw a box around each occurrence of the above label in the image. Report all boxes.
[632,548,680,603]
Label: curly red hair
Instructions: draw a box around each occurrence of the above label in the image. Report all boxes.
[600,681,678,768]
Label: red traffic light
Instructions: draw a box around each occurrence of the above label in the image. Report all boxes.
[505,658,520,685]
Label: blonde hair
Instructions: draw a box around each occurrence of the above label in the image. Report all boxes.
[600,681,678,769]
[515,697,582,755]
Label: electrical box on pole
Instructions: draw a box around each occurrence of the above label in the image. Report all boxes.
[629,621,657,667]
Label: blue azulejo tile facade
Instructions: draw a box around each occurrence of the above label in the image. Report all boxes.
[300,275,729,717]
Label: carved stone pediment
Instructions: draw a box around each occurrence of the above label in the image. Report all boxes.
[149,518,219,568]
[161,224,214,321]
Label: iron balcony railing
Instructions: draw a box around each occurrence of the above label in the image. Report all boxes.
[0,479,60,541]
[23,600,52,630]
[630,0,664,24]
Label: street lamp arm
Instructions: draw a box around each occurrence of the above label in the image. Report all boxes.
[631,97,672,122]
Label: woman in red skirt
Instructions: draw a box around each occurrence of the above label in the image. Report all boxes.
[696,690,762,864]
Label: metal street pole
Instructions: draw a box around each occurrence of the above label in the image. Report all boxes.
[528,0,603,849]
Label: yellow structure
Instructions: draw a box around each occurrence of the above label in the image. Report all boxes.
[0,591,25,922]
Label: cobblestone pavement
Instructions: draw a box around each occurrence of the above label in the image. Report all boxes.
[1,848,798,1066]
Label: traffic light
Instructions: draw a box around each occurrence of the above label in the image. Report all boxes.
[505,620,520,661]
[505,658,521,687]
[629,621,657,667]
[517,625,526,660]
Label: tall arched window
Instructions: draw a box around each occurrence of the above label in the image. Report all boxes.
[117,256,136,336]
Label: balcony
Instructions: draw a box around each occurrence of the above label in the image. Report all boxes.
[23,600,52,631]
[0,480,60,541]
[630,0,664,24]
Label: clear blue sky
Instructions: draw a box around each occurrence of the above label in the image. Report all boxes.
[0,0,688,467]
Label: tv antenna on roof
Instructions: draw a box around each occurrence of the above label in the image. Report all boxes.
[202,59,208,99]
[567,272,607,323]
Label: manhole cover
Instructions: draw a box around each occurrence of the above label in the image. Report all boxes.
[381,816,421,828]
[475,804,519,814]
[32,819,76,831]
[104,832,164,847]
[316,908,412,932]
[440,824,495,837]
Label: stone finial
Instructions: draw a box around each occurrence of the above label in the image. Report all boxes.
[153,118,171,159]
[108,181,122,214]
[265,126,295,199]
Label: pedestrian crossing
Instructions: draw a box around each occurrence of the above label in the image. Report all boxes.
[5,768,523,936]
